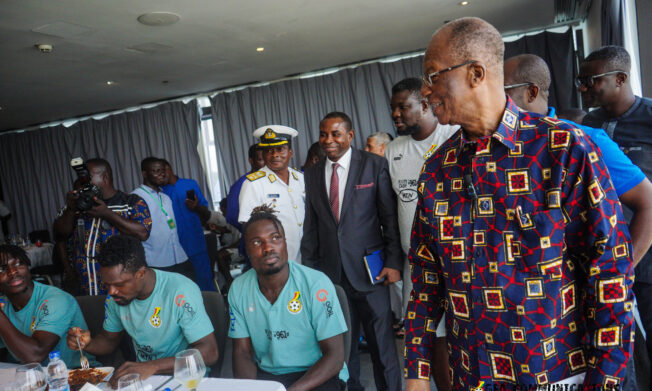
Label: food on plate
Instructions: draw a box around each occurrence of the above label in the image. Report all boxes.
[68,368,110,391]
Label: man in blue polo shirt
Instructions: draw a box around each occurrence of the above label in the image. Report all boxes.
[161,160,215,291]
[0,244,97,368]
[132,157,193,280]
[229,205,348,390]
[67,235,217,388]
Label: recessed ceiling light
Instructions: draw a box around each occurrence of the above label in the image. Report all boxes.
[137,12,181,26]
[460,1,469,5]
[256,47,265,52]
[106,81,115,85]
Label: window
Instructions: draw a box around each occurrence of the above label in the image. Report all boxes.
[198,105,222,210]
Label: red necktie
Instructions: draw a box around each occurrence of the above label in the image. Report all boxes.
[330,163,340,222]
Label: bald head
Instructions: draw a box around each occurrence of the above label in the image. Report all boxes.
[428,17,505,76]
[504,54,551,114]
[422,17,507,137]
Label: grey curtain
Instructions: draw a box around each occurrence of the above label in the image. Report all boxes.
[601,0,625,47]
[0,100,210,236]
[504,29,578,110]
[210,56,423,191]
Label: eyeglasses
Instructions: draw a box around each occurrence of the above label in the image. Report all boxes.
[504,82,533,90]
[575,70,625,88]
[0,258,28,275]
[422,60,477,86]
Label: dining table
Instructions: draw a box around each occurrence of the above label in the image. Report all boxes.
[0,363,286,391]
[24,242,55,268]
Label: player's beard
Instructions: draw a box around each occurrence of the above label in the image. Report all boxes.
[397,123,420,136]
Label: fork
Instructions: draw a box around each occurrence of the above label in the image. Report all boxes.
[76,336,90,369]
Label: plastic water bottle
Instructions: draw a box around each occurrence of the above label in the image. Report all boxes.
[46,350,70,391]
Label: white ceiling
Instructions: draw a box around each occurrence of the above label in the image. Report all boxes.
[0,0,554,132]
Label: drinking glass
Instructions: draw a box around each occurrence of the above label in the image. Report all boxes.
[117,373,144,391]
[174,349,206,391]
[15,363,47,391]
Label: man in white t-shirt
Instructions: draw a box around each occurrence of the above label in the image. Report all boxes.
[384,77,458,391]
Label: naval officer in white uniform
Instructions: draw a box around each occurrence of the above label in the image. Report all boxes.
[238,125,306,264]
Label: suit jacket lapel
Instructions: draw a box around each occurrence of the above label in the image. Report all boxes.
[339,148,361,222]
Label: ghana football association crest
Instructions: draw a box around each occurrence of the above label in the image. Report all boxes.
[287,291,302,314]
[149,307,162,328]
[30,316,36,332]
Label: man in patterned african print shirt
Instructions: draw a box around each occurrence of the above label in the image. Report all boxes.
[53,158,151,295]
[405,18,634,391]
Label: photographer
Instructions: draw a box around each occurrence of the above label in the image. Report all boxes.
[53,158,151,295]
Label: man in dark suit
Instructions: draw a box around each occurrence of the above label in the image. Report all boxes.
[302,111,402,391]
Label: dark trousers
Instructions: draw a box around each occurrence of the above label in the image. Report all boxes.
[257,368,345,390]
[153,260,196,283]
[634,282,652,391]
[341,273,401,391]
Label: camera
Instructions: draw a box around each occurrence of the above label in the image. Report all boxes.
[70,157,103,211]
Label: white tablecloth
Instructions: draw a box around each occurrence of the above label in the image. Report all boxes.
[96,375,286,391]
[0,362,19,387]
[24,242,54,268]
[135,375,286,391]
[0,364,285,391]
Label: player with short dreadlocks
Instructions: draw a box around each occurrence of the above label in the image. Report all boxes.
[230,204,350,390]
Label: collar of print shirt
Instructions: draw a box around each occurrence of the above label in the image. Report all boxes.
[454,95,520,157]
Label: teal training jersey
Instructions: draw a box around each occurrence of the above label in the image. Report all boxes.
[228,262,349,381]
[0,281,98,368]
[103,269,214,361]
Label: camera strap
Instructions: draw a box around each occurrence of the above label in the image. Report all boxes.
[140,186,176,229]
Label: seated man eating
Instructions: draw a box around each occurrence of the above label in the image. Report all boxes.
[229,205,348,391]
[0,244,97,368]
[67,234,217,387]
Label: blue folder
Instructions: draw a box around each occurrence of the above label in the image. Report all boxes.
[363,250,386,285]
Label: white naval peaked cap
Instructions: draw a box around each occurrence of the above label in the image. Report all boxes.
[253,125,299,147]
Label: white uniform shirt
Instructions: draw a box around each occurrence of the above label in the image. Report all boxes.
[238,165,305,264]
[385,123,459,254]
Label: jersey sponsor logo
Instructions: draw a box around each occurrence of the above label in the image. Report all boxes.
[267,194,280,198]
[399,189,418,202]
[287,291,302,314]
[149,306,162,328]
[175,294,186,306]
[316,289,328,302]
[324,301,334,318]
[135,342,156,362]
[265,329,290,340]
[393,153,403,161]
[38,300,50,317]
[229,309,236,332]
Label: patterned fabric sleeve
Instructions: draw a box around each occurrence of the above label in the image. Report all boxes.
[129,195,152,234]
[404,172,446,380]
[562,128,634,387]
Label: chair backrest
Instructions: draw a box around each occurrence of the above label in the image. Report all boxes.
[75,295,126,367]
[201,291,229,377]
[334,285,351,365]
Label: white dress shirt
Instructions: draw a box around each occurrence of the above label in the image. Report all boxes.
[324,147,352,209]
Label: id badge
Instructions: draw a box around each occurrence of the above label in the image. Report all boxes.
[167,218,176,229]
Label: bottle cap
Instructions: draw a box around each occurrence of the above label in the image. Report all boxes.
[48,350,61,360]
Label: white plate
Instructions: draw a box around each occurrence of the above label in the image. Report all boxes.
[68,367,115,384]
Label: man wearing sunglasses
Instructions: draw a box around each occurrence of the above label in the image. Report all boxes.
[406,17,634,391]
[580,45,652,385]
